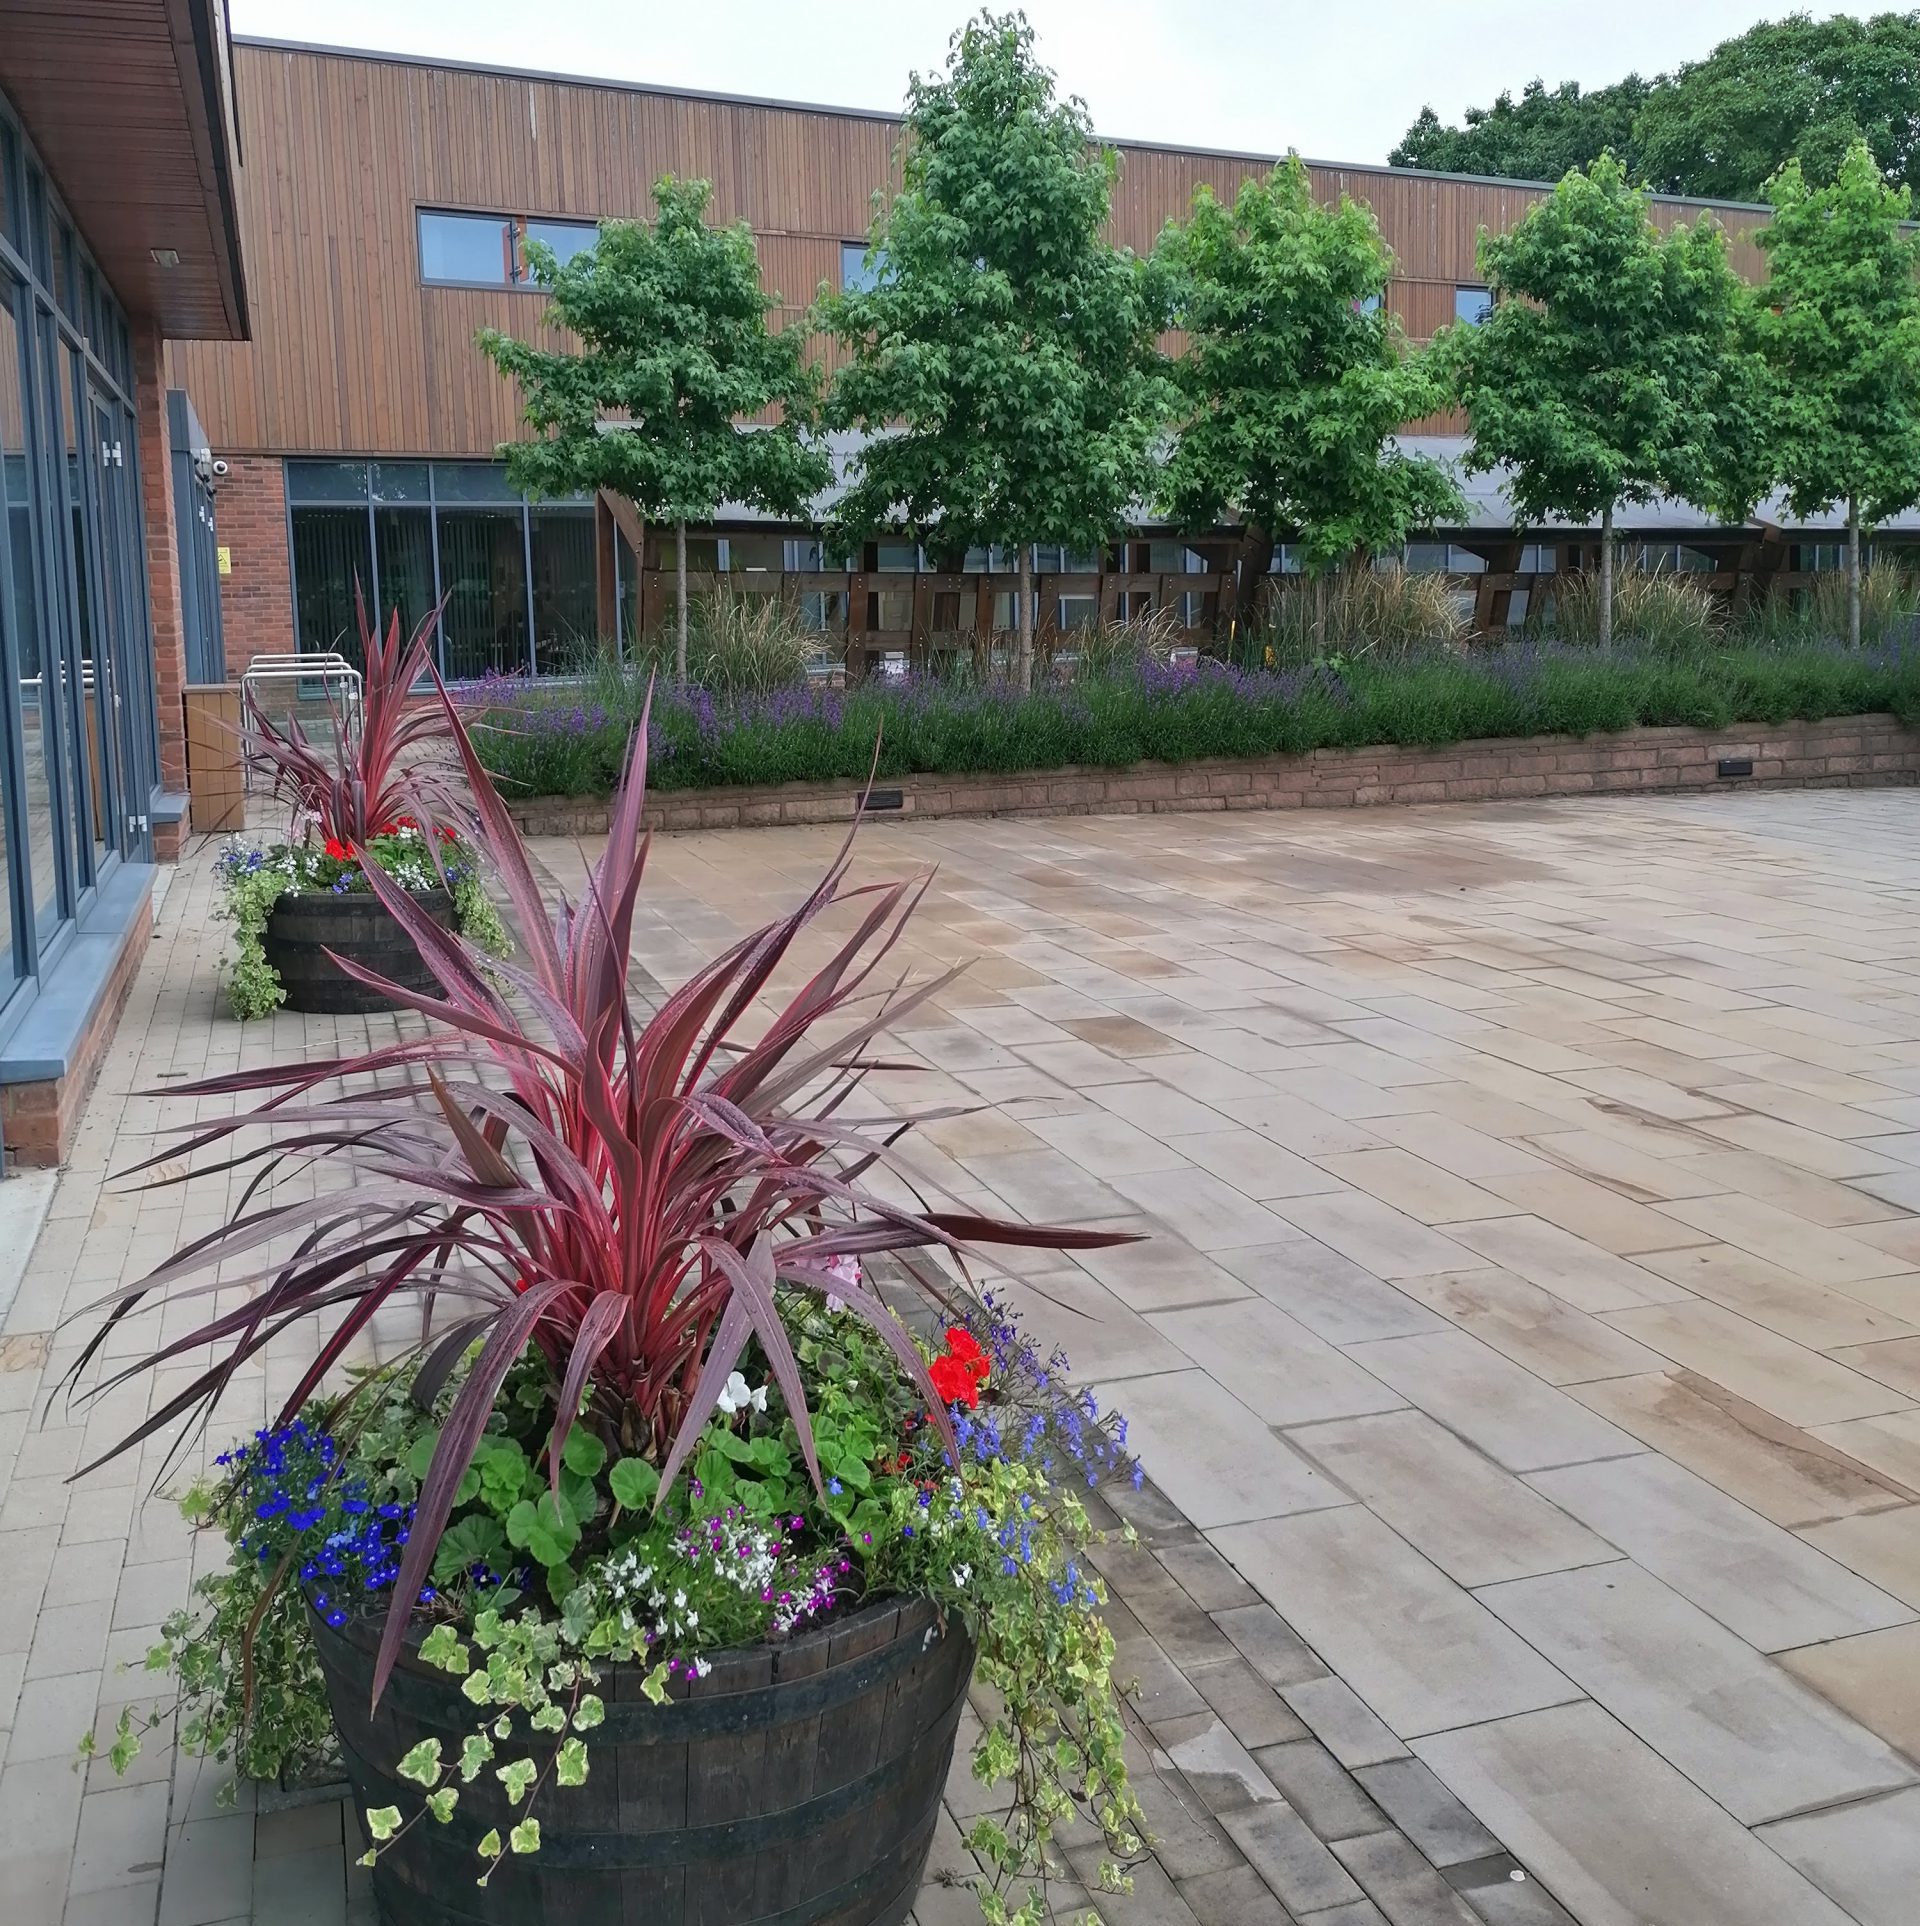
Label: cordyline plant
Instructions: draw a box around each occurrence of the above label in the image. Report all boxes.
[244,592,470,849]
[64,677,1130,1704]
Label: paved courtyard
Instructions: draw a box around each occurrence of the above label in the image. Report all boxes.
[9,788,1920,1922]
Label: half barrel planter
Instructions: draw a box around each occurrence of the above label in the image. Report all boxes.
[312,1593,976,1926]
[262,886,455,1014]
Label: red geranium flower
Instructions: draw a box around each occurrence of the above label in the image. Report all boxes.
[928,1352,982,1409]
[322,836,351,861]
[944,1327,990,1383]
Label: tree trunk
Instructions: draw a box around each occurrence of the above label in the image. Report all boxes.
[675,519,689,684]
[1848,494,1862,650]
[1599,501,1615,651]
[1234,521,1271,647]
[1016,543,1034,692]
[1312,571,1328,651]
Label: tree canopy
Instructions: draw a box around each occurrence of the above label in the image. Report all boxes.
[479,176,829,669]
[1452,155,1752,644]
[1753,140,1920,643]
[1156,157,1460,606]
[1393,11,1920,200]
[817,9,1169,688]
[1390,77,1650,185]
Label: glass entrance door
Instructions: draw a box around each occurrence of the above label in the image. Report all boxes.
[84,388,145,863]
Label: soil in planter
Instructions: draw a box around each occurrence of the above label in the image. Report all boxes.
[263,888,456,1015]
[313,1595,975,1926]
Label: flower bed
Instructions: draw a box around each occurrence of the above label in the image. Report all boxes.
[455,636,1920,801]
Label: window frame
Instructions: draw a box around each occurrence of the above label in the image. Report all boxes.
[417,206,601,291]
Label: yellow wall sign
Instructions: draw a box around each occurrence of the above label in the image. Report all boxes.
[217,545,232,575]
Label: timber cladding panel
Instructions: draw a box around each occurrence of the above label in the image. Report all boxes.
[166,39,1775,460]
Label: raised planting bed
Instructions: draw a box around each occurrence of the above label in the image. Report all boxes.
[264,885,458,1015]
[499,713,1920,837]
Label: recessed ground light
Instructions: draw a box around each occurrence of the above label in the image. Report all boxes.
[150,247,181,268]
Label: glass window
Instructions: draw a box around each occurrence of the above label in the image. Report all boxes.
[432,461,519,504]
[1519,544,1556,573]
[799,591,846,633]
[1058,595,1097,630]
[1269,546,1305,574]
[874,541,919,573]
[1454,286,1493,326]
[871,589,912,632]
[992,592,1020,631]
[419,210,516,286]
[727,535,784,576]
[60,345,104,877]
[438,508,529,680]
[530,508,596,670]
[784,538,825,571]
[286,459,369,504]
[1404,543,1449,574]
[1148,541,1205,574]
[370,461,430,503]
[841,241,885,292]
[373,507,435,649]
[1355,292,1383,316]
[291,507,374,663]
[523,219,598,275]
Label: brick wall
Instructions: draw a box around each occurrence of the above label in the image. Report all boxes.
[213,455,294,674]
[506,714,1920,837]
[132,322,187,811]
[1,876,154,1165]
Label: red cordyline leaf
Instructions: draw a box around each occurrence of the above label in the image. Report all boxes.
[64,670,1139,1708]
[242,588,474,853]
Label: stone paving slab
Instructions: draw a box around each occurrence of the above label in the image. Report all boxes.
[18,791,1920,1920]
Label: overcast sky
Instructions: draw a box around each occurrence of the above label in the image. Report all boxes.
[229,0,1848,165]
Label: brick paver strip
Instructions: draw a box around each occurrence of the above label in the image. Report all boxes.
[17,790,1920,1920]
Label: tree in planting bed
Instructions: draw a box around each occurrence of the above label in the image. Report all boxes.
[1449,152,1757,648]
[1156,155,1462,645]
[1752,139,1920,652]
[219,597,508,1017]
[75,678,1148,1924]
[479,179,830,683]
[818,9,1170,692]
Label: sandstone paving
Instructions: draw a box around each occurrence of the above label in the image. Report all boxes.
[20,792,1920,1919]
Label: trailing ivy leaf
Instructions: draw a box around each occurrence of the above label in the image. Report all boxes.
[458,1732,494,1782]
[497,1757,537,1805]
[426,1787,459,1824]
[572,1694,605,1731]
[555,1737,588,1785]
[561,1428,606,1477]
[478,1828,502,1860]
[530,1702,567,1733]
[608,1458,658,1511]
[640,1661,672,1705]
[366,1805,402,1842]
[509,1818,541,1854]
[397,1738,442,1786]
[418,1625,470,1676]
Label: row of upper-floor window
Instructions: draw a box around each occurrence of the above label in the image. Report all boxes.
[417,210,1497,325]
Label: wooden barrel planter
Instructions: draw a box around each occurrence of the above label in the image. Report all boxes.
[312,1593,975,1926]
[262,887,456,1014]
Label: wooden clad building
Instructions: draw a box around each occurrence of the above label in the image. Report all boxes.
[161,37,1856,680]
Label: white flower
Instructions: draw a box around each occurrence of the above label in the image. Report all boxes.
[749,1382,768,1414]
[953,1565,971,1587]
[715,1371,753,1415]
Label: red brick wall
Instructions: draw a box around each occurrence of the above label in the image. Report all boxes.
[213,454,294,674]
[132,322,187,809]
[505,714,1920,837]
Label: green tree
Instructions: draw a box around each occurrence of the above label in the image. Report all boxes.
[1391,77,1651,185]
[1637,11,1920,201]
[817,11,1169,690]
[1394,13,1920,202]
[1157,157,1461,637]
[480,177,829,680]
[1753,141,1920,648]
[1452,154,1751,647]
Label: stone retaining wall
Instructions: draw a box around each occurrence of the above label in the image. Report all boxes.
[506,713,1920,837]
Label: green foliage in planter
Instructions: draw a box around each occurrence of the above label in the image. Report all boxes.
[97,1299,1144,1920]
[213,828,510,1020]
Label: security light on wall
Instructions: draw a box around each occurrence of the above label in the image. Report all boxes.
[150,247,181,268]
